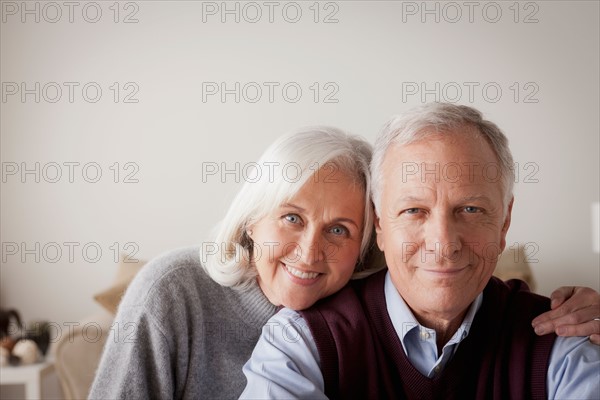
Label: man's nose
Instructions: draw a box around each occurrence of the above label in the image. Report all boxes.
[424,213,462,260]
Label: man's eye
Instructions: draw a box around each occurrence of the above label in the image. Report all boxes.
[404,208,421,215]
[329,226,348,236]
[284,214,300,224]
[464,206,480,213]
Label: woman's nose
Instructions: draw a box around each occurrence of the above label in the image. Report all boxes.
[294,229,325,266]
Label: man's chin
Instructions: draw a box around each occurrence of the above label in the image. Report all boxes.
[410,289,474,318]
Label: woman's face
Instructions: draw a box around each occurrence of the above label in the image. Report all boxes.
[249,167,365,310]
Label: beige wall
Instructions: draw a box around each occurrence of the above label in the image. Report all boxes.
[1,1,598,326]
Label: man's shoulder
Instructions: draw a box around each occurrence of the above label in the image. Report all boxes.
[487,277,551,311]
[479,277,557,381]
[548,335,600,398]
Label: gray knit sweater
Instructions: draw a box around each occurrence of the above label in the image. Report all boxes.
[89,246,278,399]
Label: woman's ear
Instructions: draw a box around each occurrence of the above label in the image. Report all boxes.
[241,225,254,249]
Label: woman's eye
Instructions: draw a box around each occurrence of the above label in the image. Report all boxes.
[404,208,421,215]
[284,214,300,224]
[329,226,348,236]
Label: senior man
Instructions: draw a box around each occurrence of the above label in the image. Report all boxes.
[241,103,600,399]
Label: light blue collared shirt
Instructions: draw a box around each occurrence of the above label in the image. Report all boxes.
[241,272,600,399]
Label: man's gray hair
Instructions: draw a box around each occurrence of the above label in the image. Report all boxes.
[371,102,515,216]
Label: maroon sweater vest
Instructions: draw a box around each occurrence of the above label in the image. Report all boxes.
[300,270,556,400]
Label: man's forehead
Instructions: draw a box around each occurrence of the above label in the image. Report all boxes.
[383,132,503,187]
[389,160,501,181]
[384,127,498,165]
[390,190,498,209]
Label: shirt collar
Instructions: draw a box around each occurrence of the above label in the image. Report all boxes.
[384,271,483,351]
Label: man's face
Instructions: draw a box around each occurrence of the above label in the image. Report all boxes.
[375,127,513,325]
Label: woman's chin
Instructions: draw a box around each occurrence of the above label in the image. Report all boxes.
[280,296,317,311]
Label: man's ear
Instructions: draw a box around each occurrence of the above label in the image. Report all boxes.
[499,196,514,252]
[374,215,384,252]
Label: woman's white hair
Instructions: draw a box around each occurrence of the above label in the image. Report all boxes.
[202,126,385,290]
[371,102,515,216]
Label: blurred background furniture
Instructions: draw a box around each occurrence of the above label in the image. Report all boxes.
[493,244,536,291]
[53,256,146,399]
[0,356,64,399]
[53,311,113,399]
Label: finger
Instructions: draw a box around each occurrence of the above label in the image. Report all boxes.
[532,309,561,327]
[555,320,600,338]
[590,334,600,346]
[532,287,599,333]
[553,306,600,327]
[532,302,580,327]
[534,288,600,327]
[549,286,575,309]
[533,306,599,335]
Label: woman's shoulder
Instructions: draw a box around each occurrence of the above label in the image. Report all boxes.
[122,246,217,309]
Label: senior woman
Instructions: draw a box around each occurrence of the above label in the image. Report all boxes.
[90,127,599,399]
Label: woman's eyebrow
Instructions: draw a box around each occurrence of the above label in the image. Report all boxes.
[281,203,360,229]
[331,217,360,230]
[280,203,305,212]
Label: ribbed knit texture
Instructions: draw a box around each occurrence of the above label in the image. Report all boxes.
[89,246,277,400]
[301,271,556,400]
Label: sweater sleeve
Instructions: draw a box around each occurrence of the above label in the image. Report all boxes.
[89,253,186,400]
[89,303,174,400]
[89,246,276,399]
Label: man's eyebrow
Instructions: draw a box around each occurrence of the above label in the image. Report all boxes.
[459,195,492,203]
[392,195,493,204]
[394,195,424,203]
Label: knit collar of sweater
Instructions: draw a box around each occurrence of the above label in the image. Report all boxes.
[226,279,278,328]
